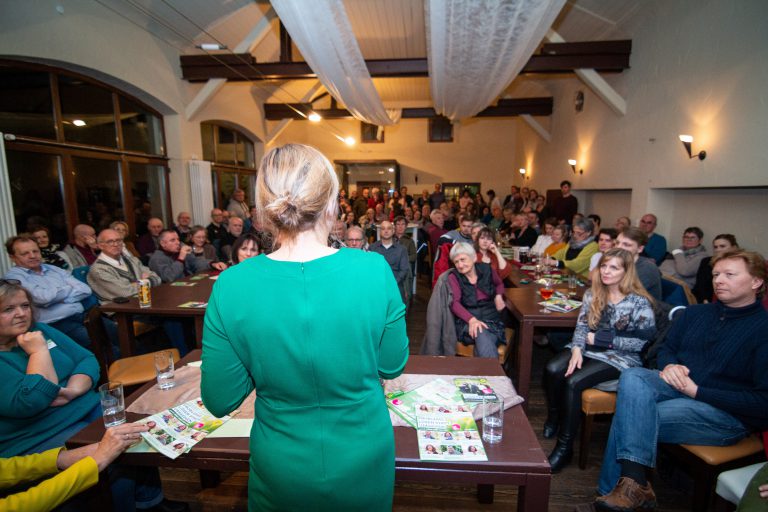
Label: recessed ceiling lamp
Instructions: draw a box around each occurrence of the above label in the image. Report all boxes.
[72,119,86,127]
[196,43,227,51]
[308,112,322,122]
[388,168,394,173]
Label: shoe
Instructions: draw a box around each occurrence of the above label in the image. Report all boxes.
[143,499,190,512]
[595,477,657,511]
[542,418,558,439]
[547,438,574,473]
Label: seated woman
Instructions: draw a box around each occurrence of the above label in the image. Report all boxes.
[542,248,656,472]
[692,234,738,303]
[544,225,568,257]
[544,218,599,276]
[447,242,508,358]
[530,217,557,256]
[109,221,140,258]
[229,233,260,265]
[0,281,183,511]
[659,226,709,288]
[189,225,224,267]
[474,227,511,280]
[589,228,619,271]
[0,422,147,511]
[30,226,70,271]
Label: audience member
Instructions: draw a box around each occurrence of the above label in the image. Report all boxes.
[474,227,511,280]
[206,208,227,252]
[172,211,193,244]
[62,224,100,268]
[189,226,223,266]
[136,217,164,260]
[587,214,602,235]
[29,226,69,271]
[352,187,370,221]
[659,226,708,288]
[526,211,541,233]
[229,233,261,265]
[149,230,217,283]
[545,225,568,256]
[344,226,367,250]
[594,249,768,511]
[531,218,557,255]
[486,189,500,210]
[447,243,507,358]
[374,203,388,223]
[400,186,413,207]
[551,180,578,226]
[328,219,347,249]
[425,210,448,255]
[692,234,739,303]
[509,213,538,247]
[4,236,92,348]
[616,227,663,301]
[370,221,410,304]
[589,228,618,271]
[544,218,598,276]
[614,216,631,232]
[439,214,474,245]
[638,213,667,265]
[497,207,516,236]
[226,189,249,220]
[109,221,140,258]
[394,216,416,268]
[429,183,446,211]
[544,249,655,473]
[220,217,245,262]
[502,185,523,213]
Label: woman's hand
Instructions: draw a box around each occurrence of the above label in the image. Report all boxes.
[50,374,92,407]
[17,331,49,355]
[494,295,506,312]
[50,386,79,407]
[211,262,228,271]
[565,347,583,377]
[759,483,768,499]
[468,317,488,339]
[586,332,595,345]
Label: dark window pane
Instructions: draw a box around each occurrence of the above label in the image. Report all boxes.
[119,96,164,154]
[429,116,453,143]
[0,68,56,139]
[59,75,117,147]
[6,150,67,245]
[201,123,215,162]
[216,126,236,164]
[130,163,168,235]
[237,174,253,208]
[361,122,383,143]
[72,156,123,231]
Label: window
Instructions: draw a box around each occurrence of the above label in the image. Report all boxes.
[0,61,169,240]
[201,122,258,209]
[361,122,383,143]
[428,116,453,143]
[443,183,481,202]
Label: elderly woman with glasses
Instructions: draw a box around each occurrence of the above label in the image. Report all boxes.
[543,218,599,277]
[660,226,709,288]
[448,242,508,358]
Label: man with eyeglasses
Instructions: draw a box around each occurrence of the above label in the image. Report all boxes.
[638,213,667,265]
[344,226,368,251]
[4,235,93,348]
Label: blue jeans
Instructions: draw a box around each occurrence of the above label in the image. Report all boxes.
[50,313,91,348]
[598,367,750,495]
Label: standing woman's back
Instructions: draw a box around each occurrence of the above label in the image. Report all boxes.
[201,144,409,511]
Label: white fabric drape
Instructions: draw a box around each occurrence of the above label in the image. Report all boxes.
[271,0,396,126]
[426,0,566,121]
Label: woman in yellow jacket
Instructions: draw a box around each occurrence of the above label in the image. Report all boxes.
[0,422,147,512]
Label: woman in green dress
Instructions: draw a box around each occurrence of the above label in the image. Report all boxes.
[201,143,409,511]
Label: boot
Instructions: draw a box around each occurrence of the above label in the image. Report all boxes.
[547,435,574,473]
[542,408,559,439]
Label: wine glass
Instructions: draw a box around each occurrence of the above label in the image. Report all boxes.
[539,278,554,314]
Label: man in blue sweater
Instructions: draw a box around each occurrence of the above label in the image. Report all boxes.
[595,249,768,511]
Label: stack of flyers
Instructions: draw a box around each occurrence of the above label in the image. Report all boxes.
[416,403,487,461]
[178,301,207,308]
[453,378,497,403]
[137,398,230,459]
[386,379,464,427]
[538,296,582,313]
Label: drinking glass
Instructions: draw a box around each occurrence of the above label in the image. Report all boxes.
[567,274,578,297]
[481,396,504,444]
[99,382,126,428]
[154,350,176,390]
[539,279,554,314]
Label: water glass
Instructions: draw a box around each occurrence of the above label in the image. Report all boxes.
[154,350,175,390]
[481,396,504,444]
[567,274,578,296]
[99,382,126,428]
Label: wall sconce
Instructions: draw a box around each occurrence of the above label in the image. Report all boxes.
[568,159,583,175]
[678,134,706,160]
[519,168,529,180]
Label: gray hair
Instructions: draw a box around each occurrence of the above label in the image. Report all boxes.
[449,242,477,261]
[471,222,486,231]
[345,225,364,239]
[573,217,594,234]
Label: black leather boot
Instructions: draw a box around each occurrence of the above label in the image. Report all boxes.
[547,435,574,473]
[542,408,559,439]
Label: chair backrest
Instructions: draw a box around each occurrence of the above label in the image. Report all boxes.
[71,265,100,311]
[84,306,113,384]
[661,274,697,306]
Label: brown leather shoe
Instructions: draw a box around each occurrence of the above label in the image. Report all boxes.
[595,477,657,511]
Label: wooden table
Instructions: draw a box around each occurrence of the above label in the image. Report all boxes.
[99,275,215,357]
[67,353,551,511]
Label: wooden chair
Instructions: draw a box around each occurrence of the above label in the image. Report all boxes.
[85,307,180,387]
[579,387,617,469]
[456,328,512,363]
[661,274,698,306]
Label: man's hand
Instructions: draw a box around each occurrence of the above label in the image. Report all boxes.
[468,317,488,339]
[660,364,698,397]
[17,331,49,355]
[211,262,228,271]
[178,245,192,261]
[565,347,583,377]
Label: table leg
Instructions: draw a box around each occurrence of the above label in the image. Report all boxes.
[116,313,136,357]
[517,474,550,512]
[515,319,535,407]
[194,317,204,348]
[477,484,494,504]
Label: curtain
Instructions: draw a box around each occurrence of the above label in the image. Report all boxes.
[271,0,396,126]
[426,0,566,121]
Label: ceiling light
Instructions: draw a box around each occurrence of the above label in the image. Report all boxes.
[378,170,385,174]
[388,168,394,173]
[308,112,322,122]
[678,134,706,160]
[196,43,227,51]
[519,168,526,175]
[344,136,355,146]
[72,119,86,127]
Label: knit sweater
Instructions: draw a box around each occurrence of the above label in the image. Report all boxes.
[656,299,768,430]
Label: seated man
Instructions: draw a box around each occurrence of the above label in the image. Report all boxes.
[616,227,662,301]
[344,226,368,251]
[594,249,768,511]
[206,208,227,252]
[89,229,189,355]
[4,235,92,347]
[369,221,409,304]
[62,224,99,268]
[149,230,214,283]
[136,217,164,260]
[638,213,667,265]
[172,211,193,245]
[328,218,347,249]
[220,217,244,262]
[438,213,474,246]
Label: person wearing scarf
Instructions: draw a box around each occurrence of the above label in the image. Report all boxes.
[544,218,599,277]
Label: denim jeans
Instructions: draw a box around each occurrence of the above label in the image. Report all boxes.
[598,367,750,495]
[50,312,91,348]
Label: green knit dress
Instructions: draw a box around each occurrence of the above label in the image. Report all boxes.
[201,249,409,511]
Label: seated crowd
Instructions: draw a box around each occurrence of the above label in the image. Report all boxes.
[2,181,766,511]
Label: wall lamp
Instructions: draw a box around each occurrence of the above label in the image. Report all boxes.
[678,135,706,160]
[568,159,583,175]
[519,168,529,180]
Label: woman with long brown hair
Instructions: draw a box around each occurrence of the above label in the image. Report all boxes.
[542,248,656,472]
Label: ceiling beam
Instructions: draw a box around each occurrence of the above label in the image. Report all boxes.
[264,97,553,121]
[180,40,631,82]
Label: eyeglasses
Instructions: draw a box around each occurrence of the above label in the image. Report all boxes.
[98,239,124,246]
[683,235,700,240]
[0,279,21,286]
[346,238,364,243]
